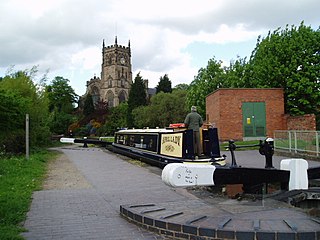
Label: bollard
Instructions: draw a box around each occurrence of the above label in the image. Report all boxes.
[259,138,274,168]
[83,137,88,148]
[228,140,237,167]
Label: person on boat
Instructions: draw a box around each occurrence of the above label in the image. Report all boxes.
[184,106,203,157]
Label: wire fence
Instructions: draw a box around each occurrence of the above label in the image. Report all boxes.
[274,130,320,157]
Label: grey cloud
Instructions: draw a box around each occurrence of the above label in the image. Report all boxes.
[0,0,319,81]
[141,0,319,35]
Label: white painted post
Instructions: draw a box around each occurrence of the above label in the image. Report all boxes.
[26,114,29,159]
[280,159,308,190]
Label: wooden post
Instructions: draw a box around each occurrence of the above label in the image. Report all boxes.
[26,114,29,159]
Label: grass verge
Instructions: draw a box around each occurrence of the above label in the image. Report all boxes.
[0,150,57,240]
[220,140,261,151]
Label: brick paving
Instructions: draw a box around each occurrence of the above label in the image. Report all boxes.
[22,146,320,240]
[22,147,186,240]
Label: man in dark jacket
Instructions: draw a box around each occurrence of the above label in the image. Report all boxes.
[184,106,203,157]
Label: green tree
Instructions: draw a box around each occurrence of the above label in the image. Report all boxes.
[102,102,128,135]
[133,89,188,128]
[156,74,172,93]
[127,73,147,127]
[83,93,95,116]
[187,57,224,118]
[244,22,320,115]
[46,76,78,134]
[222,57,248,88]
[173,83,189,91]
[0,90,26,132]
[46,76,78,113]
[0,68,50,153]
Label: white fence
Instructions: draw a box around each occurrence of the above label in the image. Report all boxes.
[273,130,320,157]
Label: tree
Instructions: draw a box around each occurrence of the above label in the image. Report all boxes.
[0,68,50,153]
[187,57,224,118]
[244,22,320,115]
[101,102,128,135]
[222,57,248,88]
[0,90,26,132]
[46,76,78,134]
[156,74,172,93]
[46,76,78,113]
[83,93,95,116]
[132,89,188,128]
[173,83,189,91]
[127,73,147,127]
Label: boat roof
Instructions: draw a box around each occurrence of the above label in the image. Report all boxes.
[117,128,174,133]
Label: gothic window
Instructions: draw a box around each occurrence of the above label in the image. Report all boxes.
[120,77,125,87]
[108,76,113,87]
[91,86,100,105]
[106,91,114,108]
[118,91,127,103]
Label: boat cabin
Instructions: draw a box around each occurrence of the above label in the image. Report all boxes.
[113,127,221,166]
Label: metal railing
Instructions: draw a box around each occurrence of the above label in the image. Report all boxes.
[274,130,320,157]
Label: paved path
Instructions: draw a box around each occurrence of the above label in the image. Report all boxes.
[22,146,320,240]
[22,147,192,240]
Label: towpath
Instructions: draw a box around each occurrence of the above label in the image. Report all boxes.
[22,146,320,239]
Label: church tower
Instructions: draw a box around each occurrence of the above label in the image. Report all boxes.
[86,37,132,108]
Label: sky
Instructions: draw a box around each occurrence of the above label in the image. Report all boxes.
[0,0,319,96]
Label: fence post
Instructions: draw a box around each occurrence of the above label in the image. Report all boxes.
[294,131,297,153]
[26,114,29,160]
[288,131,292,153]
[316,131,319,157]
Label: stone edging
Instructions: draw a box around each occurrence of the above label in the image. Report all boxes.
[120,202,320,240]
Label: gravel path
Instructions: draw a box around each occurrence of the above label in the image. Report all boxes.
[43,151,92,190]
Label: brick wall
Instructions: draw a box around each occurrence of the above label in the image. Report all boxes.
[206,88,286,141]
[286,114,316,130]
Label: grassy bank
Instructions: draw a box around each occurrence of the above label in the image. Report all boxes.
[0,150,57,240]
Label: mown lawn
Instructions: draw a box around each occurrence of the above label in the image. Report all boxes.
[0,150,57,240]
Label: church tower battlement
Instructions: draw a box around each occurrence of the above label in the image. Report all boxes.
[86,36,132,108]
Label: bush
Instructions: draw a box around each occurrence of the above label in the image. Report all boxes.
[0,130,25,155]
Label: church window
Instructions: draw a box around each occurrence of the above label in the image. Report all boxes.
[107,91,114,108]
[119,91,126,103]
[121,78,125,87]
[91,87,100,105]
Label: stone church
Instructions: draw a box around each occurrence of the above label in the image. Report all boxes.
[85,37,133,108]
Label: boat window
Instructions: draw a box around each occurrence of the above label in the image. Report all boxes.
[116,133,158,152]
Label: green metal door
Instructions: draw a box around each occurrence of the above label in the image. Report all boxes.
[242,102,266,138]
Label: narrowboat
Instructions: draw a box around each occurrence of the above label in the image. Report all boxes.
[111,126,226,168]
[61,126,320,194]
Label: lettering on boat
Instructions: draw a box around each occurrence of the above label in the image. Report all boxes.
[160,133,183,158]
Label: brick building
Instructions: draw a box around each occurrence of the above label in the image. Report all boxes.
[206,88,286,141]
